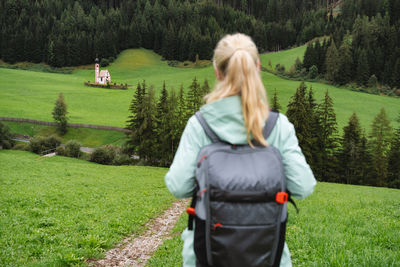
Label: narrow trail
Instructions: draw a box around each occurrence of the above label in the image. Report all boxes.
[89,199,189,267]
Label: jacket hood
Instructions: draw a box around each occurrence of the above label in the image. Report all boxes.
[199,96,250,144]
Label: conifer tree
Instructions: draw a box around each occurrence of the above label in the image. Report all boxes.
[186,77,201,119]
[387,114,400,188]
[140,86,157,164]
[336,41,353,85]
[52,93,68,135]
[125,82,144,156]
[155,81,169,166]
[271,89,282,112]
[369,108,393,187]
[286,82,313,167]
[177,84,187,137]
[201,79,211,98]
[315,90,338,181]
[325,40,339,82]
[356,49,370,85]
[167,88,180,164]
[339,113,363,184]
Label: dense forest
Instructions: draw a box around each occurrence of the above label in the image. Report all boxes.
[0,0,330,67]
[298,0,400,90]
[124,78,400,188]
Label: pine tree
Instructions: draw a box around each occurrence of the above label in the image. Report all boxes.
[186,77,201,119]
[271,89,282,112]
[52,93,68,135]
[167,88,180,164]
[125,82,144,155]
[177,84,187,138]
[286,82,313,168]
[155,81,170,166]
[140,86,157,164]
[315,90,338,181]
[369,108,393,187]
[201,79,211,98]
[339,113,364,185]
[387,114,400,188]
[325,40,339,82]
[336,41,353,85]
[356,49,370,85]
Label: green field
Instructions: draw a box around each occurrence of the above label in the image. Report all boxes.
[0,48,399,132]
[0,150,175,266]
[149,183,400,266]
[260,45,307,70]
[2,121,126,147]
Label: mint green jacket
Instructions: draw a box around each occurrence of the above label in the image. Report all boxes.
[165,96,316,267]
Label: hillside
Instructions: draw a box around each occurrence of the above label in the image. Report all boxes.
[0,150,175,266]
[0,48,399,131]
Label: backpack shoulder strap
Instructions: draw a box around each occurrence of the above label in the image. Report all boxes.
[195,111,220,143]
[263,111,279,139]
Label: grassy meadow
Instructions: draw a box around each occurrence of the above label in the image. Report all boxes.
[260,45,307,70]
[2,121,126,147]
[0,48,399,132]
[0,150,175,266]
[149,182,400,267]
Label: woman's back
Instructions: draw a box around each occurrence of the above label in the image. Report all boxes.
[165,33,316,267]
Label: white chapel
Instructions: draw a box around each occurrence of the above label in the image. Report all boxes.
[95,58,111,85]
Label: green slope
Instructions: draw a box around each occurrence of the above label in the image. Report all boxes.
[260,45,307,70]
[0,150,174,266]
[0,48,399,131]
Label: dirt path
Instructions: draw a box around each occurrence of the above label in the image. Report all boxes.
[89,199,189,267]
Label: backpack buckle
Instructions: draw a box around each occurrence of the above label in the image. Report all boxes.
[275,192,288,204]
[186,207,196,216]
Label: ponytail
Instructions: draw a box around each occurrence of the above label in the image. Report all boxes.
[206,34,269,147]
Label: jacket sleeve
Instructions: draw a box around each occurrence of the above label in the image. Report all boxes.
[165,116,209,199]
[277,114,317,199]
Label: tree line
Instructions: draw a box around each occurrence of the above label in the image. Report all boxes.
[0,0,329,67]
[125,79,400,189]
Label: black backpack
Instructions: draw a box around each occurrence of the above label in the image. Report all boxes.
[187,111,296,267]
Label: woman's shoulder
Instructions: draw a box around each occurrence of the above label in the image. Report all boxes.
[267,113,296,148]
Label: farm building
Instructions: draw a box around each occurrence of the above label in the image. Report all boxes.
[94,58,111,85]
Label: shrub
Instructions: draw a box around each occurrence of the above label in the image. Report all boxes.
[29,135,61,155]
[12,143,29,151]
[65,140,81,158]
[56,146,65,156]
[113,154,132,165]
[0,122,14,149]
[367,74,378,88]
[90,146,116,165]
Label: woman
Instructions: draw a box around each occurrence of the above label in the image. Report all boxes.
[165,33,316,267]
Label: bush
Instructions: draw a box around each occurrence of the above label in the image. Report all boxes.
[12,143,29,151]
[56,146,65,156]
[65,140,81,158]
[113,154,133,165]
[29,135,61,155]
[90,146,116,165]
[0,122,14,149]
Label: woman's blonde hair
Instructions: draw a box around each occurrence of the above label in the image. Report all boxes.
[205,33,269,146]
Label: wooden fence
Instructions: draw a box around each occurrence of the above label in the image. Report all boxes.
[0,117,131,133]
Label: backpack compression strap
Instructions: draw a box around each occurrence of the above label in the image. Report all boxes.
[262,111,279,139]
[195,111,220,143]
